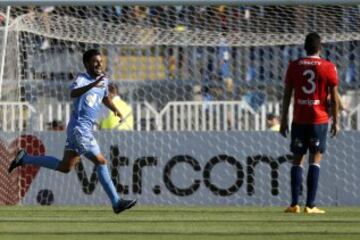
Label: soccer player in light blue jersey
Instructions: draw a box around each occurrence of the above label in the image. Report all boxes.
[8,49,137,214]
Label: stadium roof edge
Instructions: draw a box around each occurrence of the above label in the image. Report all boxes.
[1,0,360,6]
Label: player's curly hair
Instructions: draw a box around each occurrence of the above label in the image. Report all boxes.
[304,32,321,55]
[83,49,101,65]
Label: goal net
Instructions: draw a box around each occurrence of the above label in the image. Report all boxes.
[0,3,360,206]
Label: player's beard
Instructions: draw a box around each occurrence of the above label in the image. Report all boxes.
[86,62,103,78]
[94,68,102,76]
[89,67,102,77]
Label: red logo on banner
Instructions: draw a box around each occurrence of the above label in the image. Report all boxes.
[0,135,45,205]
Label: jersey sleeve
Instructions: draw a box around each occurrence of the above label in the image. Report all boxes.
[70,74,88,90]
[327,63,339,87]
[284,62,293,86]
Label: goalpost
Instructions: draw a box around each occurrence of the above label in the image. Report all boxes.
[0,0,360,206]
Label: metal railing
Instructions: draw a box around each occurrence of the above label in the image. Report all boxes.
[0,102,36,131]
[0,100,358,132]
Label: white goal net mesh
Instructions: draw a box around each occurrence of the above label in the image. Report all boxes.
[0,4,360,206]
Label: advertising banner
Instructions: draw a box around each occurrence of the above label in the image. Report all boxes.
[1,131,358,206]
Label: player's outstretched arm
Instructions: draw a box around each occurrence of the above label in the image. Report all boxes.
[102,96,123,120]
[330,85,340,137]
[70,75,106,98]
[280,84,293,138]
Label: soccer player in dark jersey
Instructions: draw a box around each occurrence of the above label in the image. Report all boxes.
[8,49,137,214]
[280,32,340,214]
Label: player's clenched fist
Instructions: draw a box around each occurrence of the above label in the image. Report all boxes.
[279,121,289,138]
[330,122,339,138]
[95,74,106,87]
[114,110,123,122]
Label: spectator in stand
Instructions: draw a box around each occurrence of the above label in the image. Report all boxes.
[39,6,55,50]
[46,120,64,131]
[133,6,147,24]
[167,47,177,79]
[266,113,280,131]
[201,86,213,129]
[218,33,233,100]
[0,12,5,26]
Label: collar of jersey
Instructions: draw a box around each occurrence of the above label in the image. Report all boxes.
[84,72,92,80]
[306,55,321,59]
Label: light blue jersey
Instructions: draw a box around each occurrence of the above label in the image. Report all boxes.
[65,73,109,157]
[218,44,230,78]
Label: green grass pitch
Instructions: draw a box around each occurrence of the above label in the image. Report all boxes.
[1,206,360,240]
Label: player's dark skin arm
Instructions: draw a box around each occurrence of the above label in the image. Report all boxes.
[280,84,293,138]
[102,96,123,120]
[330,85,340,137]
[70,75,105,98]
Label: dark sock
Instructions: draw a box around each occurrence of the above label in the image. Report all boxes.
[290,165,303,206]
[306,164,320,208]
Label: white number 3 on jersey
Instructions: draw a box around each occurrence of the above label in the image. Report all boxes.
[302,69,316,94]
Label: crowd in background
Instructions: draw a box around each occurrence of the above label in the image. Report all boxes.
[2,5,360,33]
[0,5,358,131]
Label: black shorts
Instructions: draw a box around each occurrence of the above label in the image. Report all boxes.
[290,123,328,155]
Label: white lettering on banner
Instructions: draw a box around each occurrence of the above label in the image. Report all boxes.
[297,99,320,105]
